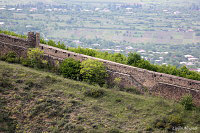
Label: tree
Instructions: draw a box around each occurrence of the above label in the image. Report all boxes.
[59,58,81,80]
[80,59,108,86]
[127,52,141,65]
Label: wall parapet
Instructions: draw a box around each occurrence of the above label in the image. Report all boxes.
[0,33,28,47]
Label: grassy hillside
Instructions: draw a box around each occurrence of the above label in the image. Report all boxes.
[0,61,200,132]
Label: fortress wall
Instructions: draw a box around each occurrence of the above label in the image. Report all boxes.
[0,33,28,48]
[0,41,28,57]
[0,32,200,105]
[0,32,40,57]
[39,44,200,90]
[152,82,200,105]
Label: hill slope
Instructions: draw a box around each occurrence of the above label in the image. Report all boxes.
[0,61,199,132]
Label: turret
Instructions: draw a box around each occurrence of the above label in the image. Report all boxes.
[27,32,40,48]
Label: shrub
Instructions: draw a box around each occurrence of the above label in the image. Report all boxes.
[167,114,184,127]
[0,52,19,63]
[180,94,194,110]
[20,57,31,67]
[27,48,47,68]
[59,58,81,80]
[84,88,105,98]
[80,59,108,86]
[127,52,141,65]
[153,114,184,131]
[113,77,121,89]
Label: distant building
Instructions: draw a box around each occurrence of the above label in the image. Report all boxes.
[0,8,5,10]
[137,49,146,53]
[180,62,187,65]
[73,40,82,45]
[159,57,164,60]
[30,8,37,12]
[45,9,52,12]
[92,44,100,46]
[174,11,181,15]
[188,58,198,61]
[8,8,15,11]
[95,8,100,11]
[26,25,33,28]
[17,9,23,11]
[0,22,4,25]
[155,60,161,63]
[186,62,194,66]
[189,68,200,72]
[101,49,113,52]
[126,46,134,50]
[114,49,124,52]
[184,55,194,58]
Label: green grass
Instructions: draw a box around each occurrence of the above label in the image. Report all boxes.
[0,30,27,39]
[0,61,200,132]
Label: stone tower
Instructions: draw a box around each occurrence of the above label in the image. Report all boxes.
[27,32,40,48]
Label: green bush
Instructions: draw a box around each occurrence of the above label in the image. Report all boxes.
[84,88,105,98]
[127,52,141,65]
[180,94,194,110]
[0,52,19,63]
[27,48,47,69]
[167,114,184,127]
[153,114,184,131]
[59,58,81,80]
[20,57,31,67]
[80,59,108,86]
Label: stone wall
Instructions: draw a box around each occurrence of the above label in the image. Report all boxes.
[0,32,200,105]
[0,32,39,57]
[39,44,200,88]
[38,43,200,105]
[152,82,200,105]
